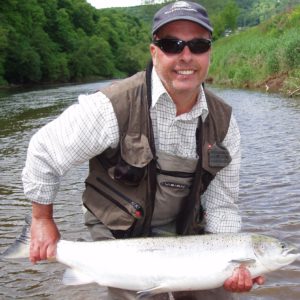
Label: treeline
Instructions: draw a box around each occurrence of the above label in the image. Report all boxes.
[1,0,241,86]
[209,5,300,96]
[1,0,299,87]
[0,0,150,86]
[124,0,300,37]
[124,1,240,39]
[237,0,300,27]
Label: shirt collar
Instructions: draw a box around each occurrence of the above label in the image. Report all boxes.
[151,67,209,121]
[151,67,167,109]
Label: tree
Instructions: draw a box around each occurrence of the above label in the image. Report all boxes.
[222,1,239,32]
[0,26,8,85]
[211,1,239,39]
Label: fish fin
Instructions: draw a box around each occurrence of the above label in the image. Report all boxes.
[1,216,31,260]
[136,285,167,299]
[229,258,256,265]
[62,268,95,285]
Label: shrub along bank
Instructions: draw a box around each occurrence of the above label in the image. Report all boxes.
[209,5,300,97]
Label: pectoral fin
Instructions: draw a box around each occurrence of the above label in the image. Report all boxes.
[229,258,256,265]
[136,285,168,299]
[62,268,95,285]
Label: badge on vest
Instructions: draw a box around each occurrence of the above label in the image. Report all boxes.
[160,182,190,190]
[208,143,232,168]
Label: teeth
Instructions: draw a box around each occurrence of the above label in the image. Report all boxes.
[177,70,194,75]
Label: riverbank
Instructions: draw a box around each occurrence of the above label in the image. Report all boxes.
[209,5,300,98]
[207,71,300,97]
[0,75,114,96]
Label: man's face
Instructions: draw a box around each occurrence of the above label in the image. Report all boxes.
[150,20,211,100]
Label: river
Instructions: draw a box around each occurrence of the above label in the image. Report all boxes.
[0,82,299,299]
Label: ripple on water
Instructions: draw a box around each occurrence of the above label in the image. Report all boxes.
[1,85,299,299]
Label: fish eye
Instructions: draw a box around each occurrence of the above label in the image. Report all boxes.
[280,242,287,249]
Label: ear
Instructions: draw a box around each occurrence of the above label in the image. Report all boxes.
[150,44,157,64]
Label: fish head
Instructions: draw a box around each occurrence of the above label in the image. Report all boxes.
[252,234,300,272]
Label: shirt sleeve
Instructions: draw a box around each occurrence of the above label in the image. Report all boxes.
[201,113,242,233]
[22,91,119,204]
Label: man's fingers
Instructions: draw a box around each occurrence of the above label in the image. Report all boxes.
[224,268,239,291]
[30,242,41,263]
[254,276,265,285]
[30,241,55,263]
[238,267,253,292]
[46,243,57,261]
[224,266,254,293]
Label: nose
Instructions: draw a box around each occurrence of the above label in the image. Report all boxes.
[179,45,193,61]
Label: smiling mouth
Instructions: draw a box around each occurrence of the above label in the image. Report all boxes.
[176,70,194,75]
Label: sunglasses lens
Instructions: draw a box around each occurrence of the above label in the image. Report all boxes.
[154,39,211,54]
[159,39,184,53]
[189,39,211,53]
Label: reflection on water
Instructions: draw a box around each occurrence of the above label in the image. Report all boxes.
[0,83,299,299]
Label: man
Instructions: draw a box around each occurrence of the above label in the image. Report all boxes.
[23,1,264,299]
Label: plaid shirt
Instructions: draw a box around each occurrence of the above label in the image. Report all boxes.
[22,68,241,233]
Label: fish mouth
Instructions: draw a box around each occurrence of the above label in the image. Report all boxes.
[287,248,300,255]
[284,245,300,257]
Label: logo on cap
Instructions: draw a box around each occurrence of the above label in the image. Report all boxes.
[165,1,197,15]
[172,1,191,9]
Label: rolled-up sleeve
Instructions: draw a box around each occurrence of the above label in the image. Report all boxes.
[22,91,119,204]
[201,114,242,233]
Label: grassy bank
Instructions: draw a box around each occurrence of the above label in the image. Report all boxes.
[209,5,300,97]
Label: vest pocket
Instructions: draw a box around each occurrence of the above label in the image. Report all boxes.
[83,177,143,231]
[110,158,146,186]
[96,177,143,219]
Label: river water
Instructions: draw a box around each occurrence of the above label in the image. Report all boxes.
[0,82,299,299]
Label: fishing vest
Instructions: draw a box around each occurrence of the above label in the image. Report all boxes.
[82,63,232,238]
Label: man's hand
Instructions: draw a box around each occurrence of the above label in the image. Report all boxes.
[30,202,60,263]
[223,266,265,293]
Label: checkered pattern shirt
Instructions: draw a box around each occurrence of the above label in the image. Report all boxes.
[22,68,241,233]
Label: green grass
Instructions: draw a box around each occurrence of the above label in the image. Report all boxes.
[209,5,300,96]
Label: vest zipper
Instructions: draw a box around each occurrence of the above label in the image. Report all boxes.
[95,177,144,219]
[156,169,195,178]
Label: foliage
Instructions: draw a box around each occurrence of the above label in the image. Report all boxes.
[1,0,299,86]
[210,1,240,39]
[236,0,300,27]
[209,5,300,93]
[0,0,150,85]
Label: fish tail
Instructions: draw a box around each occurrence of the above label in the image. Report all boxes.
[0,215,31,260]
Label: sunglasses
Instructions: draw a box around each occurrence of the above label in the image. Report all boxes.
[153,38,212,54]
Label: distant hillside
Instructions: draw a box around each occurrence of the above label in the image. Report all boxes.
[209,5,300,97]
[121,0,300,34]
[236,0,300,27]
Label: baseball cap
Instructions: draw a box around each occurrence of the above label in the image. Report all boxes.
[152,1,213,35]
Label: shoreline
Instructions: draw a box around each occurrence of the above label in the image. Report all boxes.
[1,74,299,98]
[207,72,300,98]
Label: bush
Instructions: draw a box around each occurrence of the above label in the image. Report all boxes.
[284,31,300,68]
[209,6,300,93]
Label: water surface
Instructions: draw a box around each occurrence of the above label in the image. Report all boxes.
[0,83,299,299]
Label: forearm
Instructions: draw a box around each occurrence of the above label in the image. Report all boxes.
[32,202,54,219]
[30,202,60,263]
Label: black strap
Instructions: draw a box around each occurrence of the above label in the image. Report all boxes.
[140,60,157,236]
[146,60,153,109]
